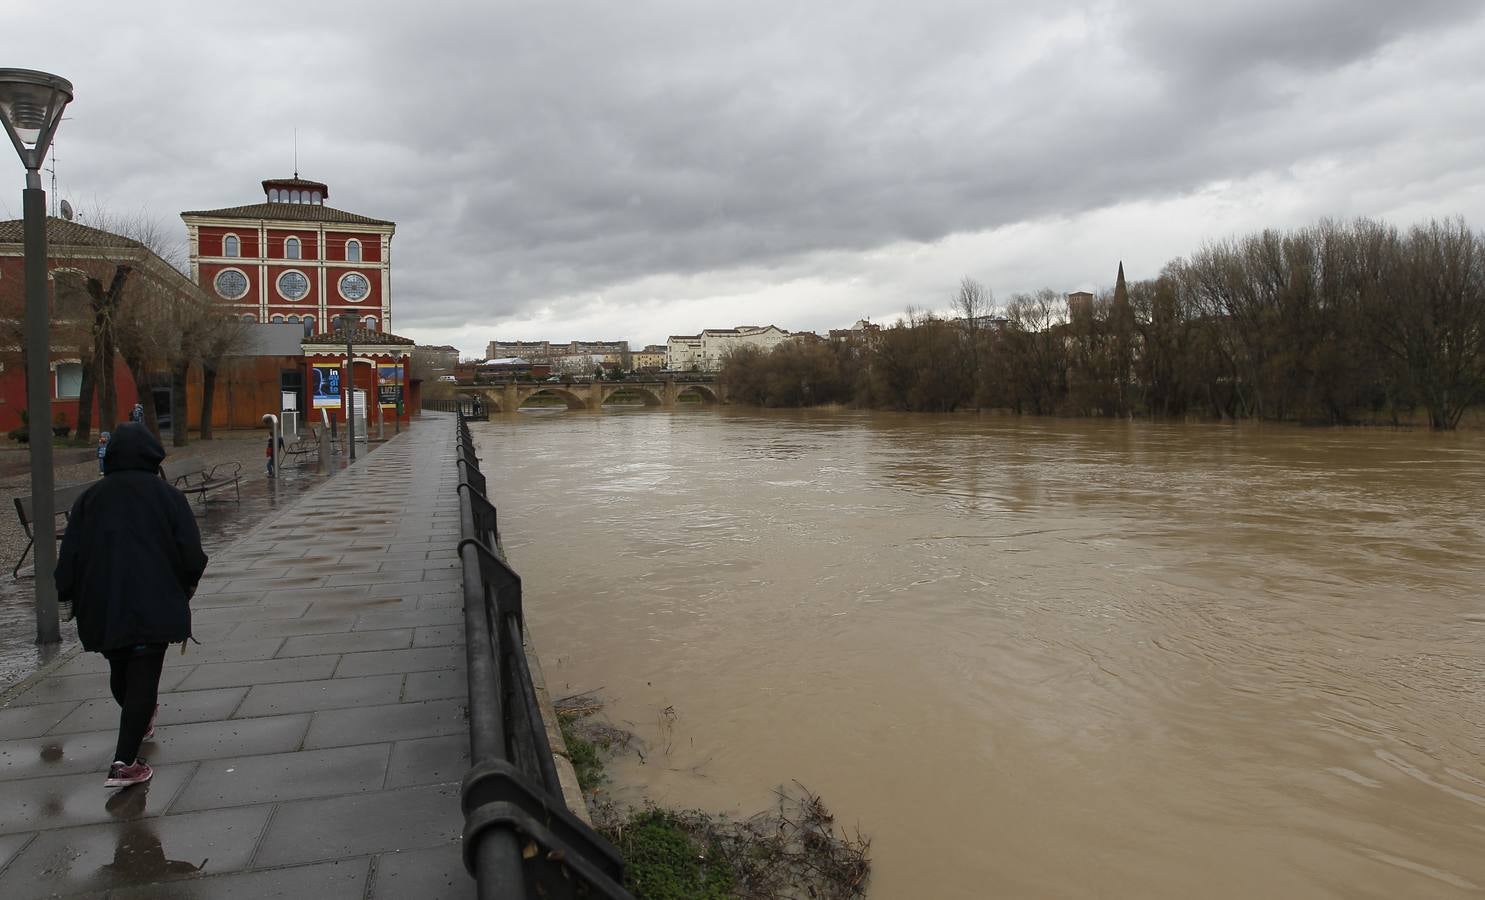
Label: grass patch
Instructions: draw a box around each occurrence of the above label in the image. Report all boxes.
[560,715,607,794]
[610,809,736,900]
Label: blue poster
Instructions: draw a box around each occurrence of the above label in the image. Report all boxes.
[312,364,342,408]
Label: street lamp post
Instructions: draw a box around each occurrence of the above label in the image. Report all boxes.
[0,69,74,645]
[337,314,356,461]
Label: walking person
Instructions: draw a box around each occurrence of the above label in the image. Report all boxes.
[129,402,144,423]
[55,423,209,788]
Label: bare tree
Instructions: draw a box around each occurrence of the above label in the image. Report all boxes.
[952,277,993,407]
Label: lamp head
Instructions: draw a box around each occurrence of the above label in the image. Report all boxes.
[0,69,74,170]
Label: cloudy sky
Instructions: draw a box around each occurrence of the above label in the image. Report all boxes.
[4,1,1483,356]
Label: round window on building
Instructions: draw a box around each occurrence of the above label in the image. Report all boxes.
[339,272,371,302]
[277,270,310,301]
[214,268,249,300]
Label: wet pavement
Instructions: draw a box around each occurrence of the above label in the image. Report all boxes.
[0,415,474,898]
[0,441,363,687]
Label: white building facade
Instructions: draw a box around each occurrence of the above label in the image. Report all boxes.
[666,325,791,371]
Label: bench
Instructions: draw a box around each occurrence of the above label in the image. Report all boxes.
[12,482,91,577]
[280,428,320,464]
[161,457,242,506]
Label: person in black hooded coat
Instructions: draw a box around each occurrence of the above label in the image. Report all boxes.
[56,422,208,786]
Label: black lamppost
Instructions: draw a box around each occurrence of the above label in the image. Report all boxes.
[336,314,357,461]
[0,69,74,645]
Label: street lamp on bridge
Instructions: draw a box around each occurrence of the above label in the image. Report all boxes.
[0,68,74,645]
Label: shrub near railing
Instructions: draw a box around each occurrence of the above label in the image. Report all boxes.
[453,411,633,899]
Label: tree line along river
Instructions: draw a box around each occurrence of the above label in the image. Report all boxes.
[476,407,1485,899]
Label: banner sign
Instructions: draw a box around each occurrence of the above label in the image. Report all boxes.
[312,364,342,408]
[378,365,401,409]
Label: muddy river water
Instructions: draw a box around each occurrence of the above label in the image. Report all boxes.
[475,409,1484,899]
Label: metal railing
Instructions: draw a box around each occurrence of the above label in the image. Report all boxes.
[427,396,490,419]
[455,412,632,899]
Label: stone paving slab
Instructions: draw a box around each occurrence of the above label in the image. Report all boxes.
[234,674,404,718]
[0,416,478,897]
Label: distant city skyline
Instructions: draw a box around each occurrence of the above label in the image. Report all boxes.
[6,1,1484,358]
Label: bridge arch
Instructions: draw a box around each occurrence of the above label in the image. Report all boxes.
[600,385,663,407]
[673,383,720,405]
[515,387,588,411]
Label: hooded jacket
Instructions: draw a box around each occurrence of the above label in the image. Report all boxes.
[56,423,209,652]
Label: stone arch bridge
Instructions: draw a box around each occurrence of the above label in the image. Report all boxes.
[458,379,726,413]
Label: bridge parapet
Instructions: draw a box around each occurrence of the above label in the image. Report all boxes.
[458,379,723,413]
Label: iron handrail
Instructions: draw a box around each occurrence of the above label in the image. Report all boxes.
[453,411,631,899]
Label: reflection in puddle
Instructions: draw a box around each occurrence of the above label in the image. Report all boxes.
[101,784,207,886]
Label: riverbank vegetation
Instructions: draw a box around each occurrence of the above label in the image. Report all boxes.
[721,217,1485,429]
[557,694,871,899]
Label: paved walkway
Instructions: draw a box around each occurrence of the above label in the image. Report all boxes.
[0,415,475,898]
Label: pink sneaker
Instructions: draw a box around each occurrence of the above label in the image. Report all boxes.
[144,705,159,741]
[104,759,153,788]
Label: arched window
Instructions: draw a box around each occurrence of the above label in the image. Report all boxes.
[311,191,321,204]
[290,190,301,204]
[271,314,285,323]
[269,189,279,202]
[346,239,362,262]
[362,316,378,332]
[223,234,240,258]
[285,237,301,259]
[303,315,316,336]
[242,313,257,323]
[287,314,300,323]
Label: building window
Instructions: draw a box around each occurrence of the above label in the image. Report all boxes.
[271,314,285,323]
[290,190,301,204]
[311,191,322,204]
[363,316,378,332]
[303,315,316,336]
[346,239,362,262]
[288,314,300,323]
[213,268,250,300]
[285,237,301,260]
[223,234,240,258]
[55,362,82,399]
[242,313,257,323]
[276,269,310,301]
[338,272,370,301]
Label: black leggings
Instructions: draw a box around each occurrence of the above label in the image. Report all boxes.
[106,646,166,763]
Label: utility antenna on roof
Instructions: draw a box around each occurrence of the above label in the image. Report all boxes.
[293,128,298,179]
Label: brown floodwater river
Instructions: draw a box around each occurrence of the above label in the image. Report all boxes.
[473,408,1485,899]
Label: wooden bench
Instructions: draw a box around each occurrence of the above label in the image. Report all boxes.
[161,457,242,506]
[12,482,91,577]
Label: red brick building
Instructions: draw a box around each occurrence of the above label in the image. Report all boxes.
[0,217,205,432]
[181,176,396,336]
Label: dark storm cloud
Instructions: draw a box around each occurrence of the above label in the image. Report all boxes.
[8,0,1485,343]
